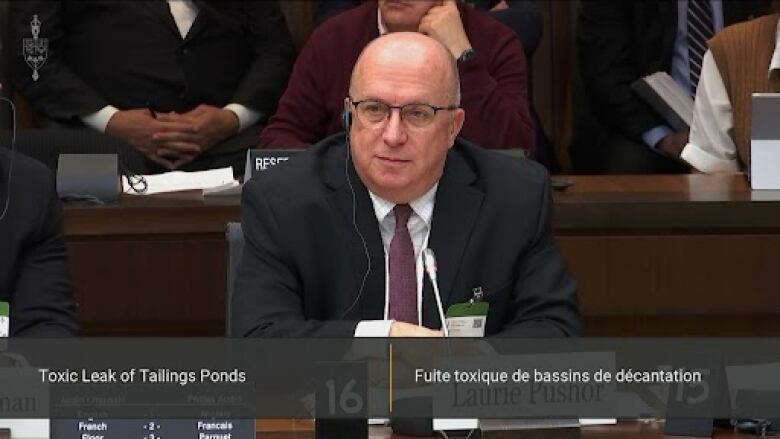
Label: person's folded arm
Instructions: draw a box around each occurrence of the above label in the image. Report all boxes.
[457,29,534,150]
[680,50,740,173]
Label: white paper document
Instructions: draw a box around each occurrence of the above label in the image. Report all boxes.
[122,167,237,195]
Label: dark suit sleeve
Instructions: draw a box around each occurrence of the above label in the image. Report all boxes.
[11,170,79,337]
[497,174,581,337]
[232,179,360,337]
[230,1,295,117]
[10,2,110,121]
[489,0,542,59]
[576,1,664,142]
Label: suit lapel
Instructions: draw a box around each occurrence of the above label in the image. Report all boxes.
[140,1,182,38]
[422,149,483,328]
[323,147,385,321]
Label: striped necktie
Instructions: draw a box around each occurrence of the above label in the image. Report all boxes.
[688,0,715,94]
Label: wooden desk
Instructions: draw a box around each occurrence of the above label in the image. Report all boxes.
[64,192,239,335]
[554,174,780,336]
[254,420,754,438]
[63,174,780,335]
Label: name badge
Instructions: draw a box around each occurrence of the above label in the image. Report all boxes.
[0,301,9,338]
[243,149,303,180]
[445,301,488,338]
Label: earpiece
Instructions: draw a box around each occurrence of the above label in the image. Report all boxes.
[342,109,352,133]
[339,101,371,320]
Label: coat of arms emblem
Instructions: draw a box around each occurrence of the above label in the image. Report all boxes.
[22,15,48,81]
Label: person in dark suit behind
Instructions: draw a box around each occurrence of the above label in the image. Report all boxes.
[233,32,580,338]
[10,1,294,174]
[0,146,79,336]
[572,0,770,174]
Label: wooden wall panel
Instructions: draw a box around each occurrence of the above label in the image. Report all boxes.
[560,235,780,316]
[68,236,227,335]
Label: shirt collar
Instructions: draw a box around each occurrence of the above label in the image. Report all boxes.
[369,183,439,228]
[377,6,388,35]
[769,17,780,77]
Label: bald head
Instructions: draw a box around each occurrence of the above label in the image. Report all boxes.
[344,31,466,205]
[349,32,461,106]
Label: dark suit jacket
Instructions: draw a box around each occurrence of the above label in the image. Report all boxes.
[574,0,770,165]
[10,1,294,154]
[0,147,79,336]
[232,134,580,338]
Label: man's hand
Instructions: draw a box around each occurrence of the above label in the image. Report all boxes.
[418,0,473,59]
[657,130,690,160]
[106,109,199,170]
[390,321,444,337]
[154,104,239,153]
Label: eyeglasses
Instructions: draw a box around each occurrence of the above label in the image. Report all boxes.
[349,98,459,129]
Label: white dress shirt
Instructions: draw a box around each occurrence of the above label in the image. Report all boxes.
[82,0,259,133]
[353,184,438,337]
[681,19,780,173]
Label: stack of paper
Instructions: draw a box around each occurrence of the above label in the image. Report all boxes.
[122,167,238,196]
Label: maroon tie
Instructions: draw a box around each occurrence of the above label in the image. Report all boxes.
[388,204,417,324]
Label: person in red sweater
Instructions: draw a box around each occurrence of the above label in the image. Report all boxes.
[259,0,533,151]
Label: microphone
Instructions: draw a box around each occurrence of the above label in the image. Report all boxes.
[422,248,449,337]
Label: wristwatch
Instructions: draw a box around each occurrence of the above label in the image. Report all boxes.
[457,48,476,63]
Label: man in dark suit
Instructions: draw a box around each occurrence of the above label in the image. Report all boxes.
[572,0,770,174]
[10,1,294,173]
[233,32,579,338]
[0,147,79,336]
